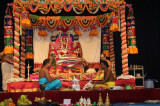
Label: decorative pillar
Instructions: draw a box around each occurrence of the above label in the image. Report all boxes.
[120,5,129,75]
[13,7,21,78]
[109,30,116,78]
[20,28,26,78]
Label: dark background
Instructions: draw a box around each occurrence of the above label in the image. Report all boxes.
[0,0,160,91]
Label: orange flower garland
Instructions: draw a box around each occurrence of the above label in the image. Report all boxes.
[38,30,48,37]
[4,46,13,54]
[25,53,34,59]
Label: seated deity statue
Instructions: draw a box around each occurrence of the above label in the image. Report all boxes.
[48,30,86,74]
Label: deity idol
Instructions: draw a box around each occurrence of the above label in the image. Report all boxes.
[48,28,85,74]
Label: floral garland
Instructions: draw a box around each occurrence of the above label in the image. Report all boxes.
[51,4,63,14]
[96,14,109,27]
[86,4,100,14]
[61,19,76,28]
[77,18,93,30]
[45,18,59,30]
[72,4,86,14]
[29,4,39,13]
[28,13,117,30]
[63,4,73,12]
[99,4,109,12]
[38,4,51,14]
[14,0,126,14]
[29,14,40,27]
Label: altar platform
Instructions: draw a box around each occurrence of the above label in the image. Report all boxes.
[1,89,160,105]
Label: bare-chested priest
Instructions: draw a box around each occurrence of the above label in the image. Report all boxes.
[39,57,62,90]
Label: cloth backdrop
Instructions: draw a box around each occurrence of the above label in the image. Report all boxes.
[33,27,101,68]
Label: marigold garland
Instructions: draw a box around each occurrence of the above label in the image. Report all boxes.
[99,4,109,12]
[86,4,100,14]
[29,14,40,27]
[38,30,48,37]
[29,4,39,13]
[96,14,109,27]
[45,18,59,30]
[63,4,73,12]
[38,4,51,14]
[4,46,14,54]
[28,13,119,30]
[51,4,63,14]
[72,4,86,14]
[61,19,76,28]
[77,18,93,30]
[25,52,34,59]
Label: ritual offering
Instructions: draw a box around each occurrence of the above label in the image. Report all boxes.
[34,97,52,106]
[0,98,15,106]
[17,95,32,106]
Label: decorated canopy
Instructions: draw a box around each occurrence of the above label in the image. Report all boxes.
[3,0,138,78]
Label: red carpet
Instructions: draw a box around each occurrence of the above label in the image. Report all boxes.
[0,89,160,105]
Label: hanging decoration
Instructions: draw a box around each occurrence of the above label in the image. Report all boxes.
[29,4,39,13]
[38,21,48,37]
[63,4,73,12]
[13,0,125,14]
[89,24,98,36]
[72,4,86,14]
[25,29,34,59]
[77,17,94,30]
[110,12,119,32]
[96,13,110,27]
[13,5,21,78]
[38,4,51,14]
[61,18,76,28]
[120,5,128,75]
[29,14,40,27]
[20,8,31,27]
[28,14,115,30]
[20,28,26,78]
[86,4,100,14]
[99,4,109,12]
[126,5,138,54]
[101,27,110,57]
[51,4,63,14]
[4,6,13,54]
[45,16,60,30]
[74,24,82,36]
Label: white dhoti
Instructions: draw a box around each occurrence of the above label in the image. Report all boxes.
[1,62,13,91]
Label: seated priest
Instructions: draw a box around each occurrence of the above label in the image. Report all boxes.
[93,60,115,88]
[39,57,62,91]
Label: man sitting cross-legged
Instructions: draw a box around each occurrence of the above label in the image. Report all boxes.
[39,57,62,91]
